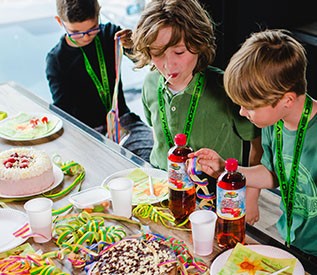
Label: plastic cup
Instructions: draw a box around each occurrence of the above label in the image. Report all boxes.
[24,197,53,243]
[108,177,134,218]
[189,209,217,256]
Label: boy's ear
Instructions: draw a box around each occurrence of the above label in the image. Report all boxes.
[55,16,63,26]
[283,92,297,107]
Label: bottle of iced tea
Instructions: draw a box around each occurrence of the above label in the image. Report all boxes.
[168,133,196,224]
[216,158,246,248]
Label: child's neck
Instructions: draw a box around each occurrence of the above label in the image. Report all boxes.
[283,94,317,130]
[65,35,81,48]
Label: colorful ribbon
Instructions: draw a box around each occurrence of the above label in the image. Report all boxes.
[133,204,191,230]
[145,233,209,275]
[186,157,216,210]
[106,37,123,143]
[51,211,143,268]
[0,254,67,275]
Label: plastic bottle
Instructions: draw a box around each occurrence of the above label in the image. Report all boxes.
[168,133,196,223]
[216,158,246,248]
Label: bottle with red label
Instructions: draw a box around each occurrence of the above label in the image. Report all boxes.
[216,158,246,248]
[168,133,196,224]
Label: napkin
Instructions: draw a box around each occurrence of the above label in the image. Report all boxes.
[0,112,59,139]
[218,243,297,275]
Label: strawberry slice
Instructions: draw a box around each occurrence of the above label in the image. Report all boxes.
[30,118,39,127]
[41,116,49,124]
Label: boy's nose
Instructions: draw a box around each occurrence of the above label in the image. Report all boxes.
[82,33,92,42]
[239,106,248,117]
[162,53,175,70]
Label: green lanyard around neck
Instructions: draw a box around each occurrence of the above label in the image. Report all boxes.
[79,35,111,111]
[274,94,313,246]
[157,72,205,147]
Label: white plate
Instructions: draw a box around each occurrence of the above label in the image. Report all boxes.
[210,245,305,275]
[101,168,168,205]
[0,165,64,198]
[0,112,63,141]
[0,208,29,253]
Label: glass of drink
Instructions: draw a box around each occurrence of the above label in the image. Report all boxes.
[108,177,134,218]
[189,209,217,256]
[24,197,53,243]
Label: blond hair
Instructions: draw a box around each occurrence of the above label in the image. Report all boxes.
[224,29,307,109]
[132,0,216,74]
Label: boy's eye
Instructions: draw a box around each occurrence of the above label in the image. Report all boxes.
[175,51,185,55]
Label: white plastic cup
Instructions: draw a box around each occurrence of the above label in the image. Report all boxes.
[24,197,53,243]
[189,209,217,256]
[108,177,134,218]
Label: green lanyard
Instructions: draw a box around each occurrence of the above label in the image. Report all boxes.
[274,95,312,246]
[158,72,205,147]
[79,36,111,111]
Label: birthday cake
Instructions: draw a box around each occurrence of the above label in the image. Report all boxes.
[89,238,177,274]
[0,148,55,196]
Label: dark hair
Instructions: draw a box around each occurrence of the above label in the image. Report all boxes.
[56,0,100,22]
[132,0,216,74]
[224,29,307,108]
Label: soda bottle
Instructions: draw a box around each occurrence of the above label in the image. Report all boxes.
[168,133,196,224]
[216,158,246,248]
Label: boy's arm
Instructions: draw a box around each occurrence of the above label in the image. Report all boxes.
[239,164,277,189]
[248,136,263,166]
[189,148,278,189]
[45,53,69,108]
[246,136,263,225]
[246,187,261,224]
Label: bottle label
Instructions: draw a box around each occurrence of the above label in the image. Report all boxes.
[168,160,194,190]
[216,185,246,220]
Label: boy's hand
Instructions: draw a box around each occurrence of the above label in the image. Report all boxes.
[115,29,133,49]
[188,148,225,178]
[246,187,260,225]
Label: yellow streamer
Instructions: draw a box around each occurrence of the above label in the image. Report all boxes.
[133,204,191,231]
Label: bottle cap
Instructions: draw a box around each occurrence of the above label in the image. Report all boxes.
[225,158,238,172]
[174,133,187,146]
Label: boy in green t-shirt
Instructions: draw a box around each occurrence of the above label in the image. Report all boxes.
[190,29,317,257]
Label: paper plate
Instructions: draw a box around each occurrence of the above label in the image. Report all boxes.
[210,244,305,275]
[0,165,64,198]
[101,168,168,205]
[0,112,63,141]
[0,208,29,253]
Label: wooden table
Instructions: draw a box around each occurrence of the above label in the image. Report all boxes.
[0,82,313,274]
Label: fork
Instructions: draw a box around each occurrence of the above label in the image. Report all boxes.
[270,266,290,275]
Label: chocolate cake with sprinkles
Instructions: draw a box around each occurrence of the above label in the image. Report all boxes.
[89,238,177,274]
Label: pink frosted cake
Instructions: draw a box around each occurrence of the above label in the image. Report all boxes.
[0,148,55,196]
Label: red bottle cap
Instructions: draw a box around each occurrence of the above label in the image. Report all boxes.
[174,133,187,146]
[225,158,238,172]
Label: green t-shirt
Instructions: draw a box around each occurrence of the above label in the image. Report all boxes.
[142,66,260,171]
[261,114,317,256]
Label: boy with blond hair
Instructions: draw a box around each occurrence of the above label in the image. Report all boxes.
[190,29,317,257]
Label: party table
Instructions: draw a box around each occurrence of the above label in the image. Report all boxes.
[0,81,314,274]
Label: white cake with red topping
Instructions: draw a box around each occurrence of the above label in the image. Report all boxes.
[0,148,55,196]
